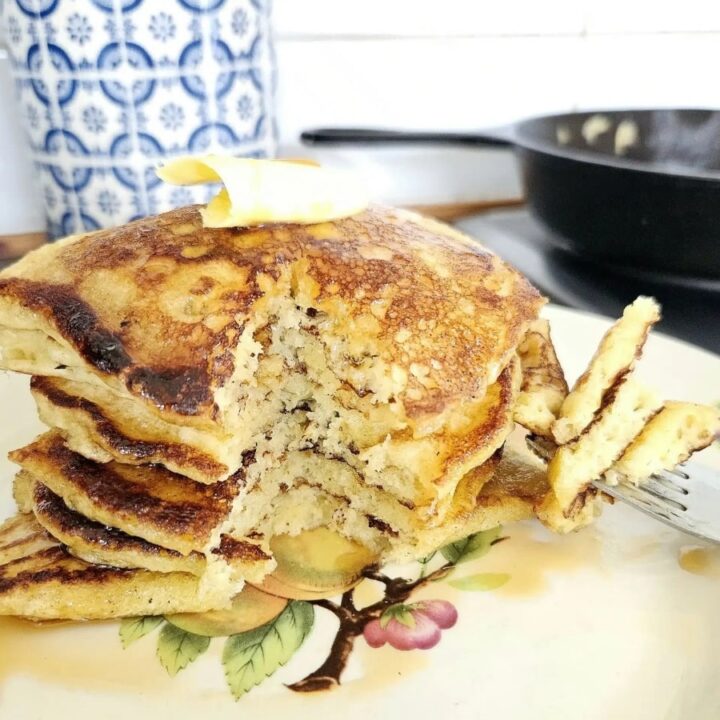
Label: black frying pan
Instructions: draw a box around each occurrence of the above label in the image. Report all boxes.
[301,109,720,279]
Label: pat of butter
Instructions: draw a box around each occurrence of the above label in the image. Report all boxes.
[157,156,369,228]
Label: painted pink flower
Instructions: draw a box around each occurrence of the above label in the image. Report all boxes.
[363,600,458,651]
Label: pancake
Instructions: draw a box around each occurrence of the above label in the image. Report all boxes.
[552,297,660,445]
[514,319,568,438]
[535,491,601,534]
[9,432,241,556]
[0,512,56,566]
[14,472,272,582]
[0,514,231,620]
[548,378,662,515]
[0,205,543,496]
[416,446,552,554]
[31,375,227,483]
[604,401,720,486]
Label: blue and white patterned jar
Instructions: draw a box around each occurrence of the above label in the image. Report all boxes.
[2,0,276,238]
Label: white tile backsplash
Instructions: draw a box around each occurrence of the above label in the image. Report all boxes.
[273,0,585,37]
[275,36,583,142]
[574,34,720,109]
[2,1,720,234]
[273,0,720,37]
[584,0,720,34]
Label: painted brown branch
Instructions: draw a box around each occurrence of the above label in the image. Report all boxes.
[288,562,455,693]
[313,598,352,623]
[362,568,392,585]
[286,616,361,693]
[340,588,356,612]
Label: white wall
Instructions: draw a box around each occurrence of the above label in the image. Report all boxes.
[272,0,720,144]
[271,1,720,206]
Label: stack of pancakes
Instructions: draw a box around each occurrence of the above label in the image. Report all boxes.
[0,203,716,621]
[0,205,559,619]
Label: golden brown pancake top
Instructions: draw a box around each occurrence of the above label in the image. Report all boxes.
[0,205,543,422]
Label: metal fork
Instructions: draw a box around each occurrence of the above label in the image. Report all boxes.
[526,436,720,544]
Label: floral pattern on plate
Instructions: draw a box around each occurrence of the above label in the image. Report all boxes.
[119,526,509,700]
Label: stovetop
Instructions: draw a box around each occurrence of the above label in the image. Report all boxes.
[457,210,720,355]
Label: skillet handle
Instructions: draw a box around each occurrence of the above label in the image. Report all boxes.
[300,127,513,148]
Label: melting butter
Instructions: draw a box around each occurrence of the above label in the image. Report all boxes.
[157,156,368,229]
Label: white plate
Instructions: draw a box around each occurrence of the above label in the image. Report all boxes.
[1,304,719,720]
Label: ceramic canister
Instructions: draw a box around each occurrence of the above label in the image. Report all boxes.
[2,0,276,239]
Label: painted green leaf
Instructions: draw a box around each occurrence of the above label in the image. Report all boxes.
[449,572,510,592]
[157,623,211,677]
[440,526,504,565]
[119,616,163,648]
[379,604,415,629]
[223,601,314,700]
